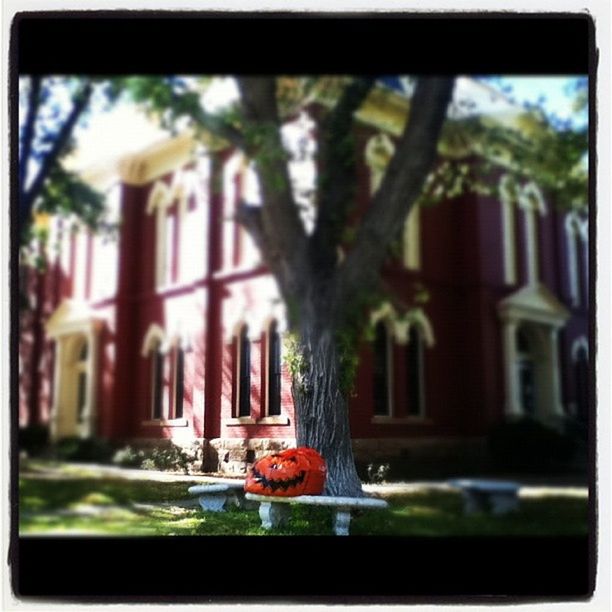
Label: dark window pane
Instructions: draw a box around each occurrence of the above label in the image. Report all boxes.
[373,322,389,416]
[175,348,184,419]
[407,327,423,416]
[238,327,251,417]
[152,348,163,419]
[268,323,281,416]
[518,359,536,416]
[77,371,87,421]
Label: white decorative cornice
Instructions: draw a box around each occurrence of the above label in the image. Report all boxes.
[119,134,196,186]
[45,299,106,339]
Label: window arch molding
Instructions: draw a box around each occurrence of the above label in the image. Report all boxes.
[518,181,547,215]
[571,336,589,362]
[141,323,169,357]
[565,211,588,307]
[370,303,435,347]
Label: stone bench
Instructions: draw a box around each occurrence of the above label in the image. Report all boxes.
[448,479,521,515]
[188,481,248,512]
[245,492,389,536]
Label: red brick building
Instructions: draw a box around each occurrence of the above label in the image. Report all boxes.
[19,85,589,473]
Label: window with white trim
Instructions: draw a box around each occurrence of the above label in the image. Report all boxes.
[236,325,251,417]
[565,212,588,307]
[75,340,88,423]
[149,338,165,420]
[172,344,185,419]
[373,320,393,416]
[406,326,425,416]
[267,321,282,417]
[147,177,195,290]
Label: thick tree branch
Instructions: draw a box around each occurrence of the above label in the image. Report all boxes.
[21,81,93,230]
[236,77,309,300]
[338,77,455,304]
[310,77,376,273]
[19,76,41,202]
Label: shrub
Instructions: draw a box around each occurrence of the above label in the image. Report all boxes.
[145,443,191,473]
[112,445,145,468]
[487,418,575,473]
[140,458,158,471]
[113,441,204,473]
[19,425,50,457]
[53,437,114,463]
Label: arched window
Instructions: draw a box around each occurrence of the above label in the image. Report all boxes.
[406,326,425,416]
[75,340,88,422]
[373,321,392,416]
[267,321,282,416]
[237,325,251,417]
[150,339,165,420]
[565,213,588,307]
[173,345,184,419]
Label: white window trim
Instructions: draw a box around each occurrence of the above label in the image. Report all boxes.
[407,326,427,418]
[141,323,169,421]
[234,323,251,419]
[565,212,588,307]
[499,174,518,285]
[403,205,421,271]
[147,178,192,291]
[263,318,283,419]
[518,182,547,286]
[141,323,168,357]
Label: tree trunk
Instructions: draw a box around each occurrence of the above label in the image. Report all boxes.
[292,312,363,497]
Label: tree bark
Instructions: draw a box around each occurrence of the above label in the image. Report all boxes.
[292,282,363,497]
[292,305,364,497]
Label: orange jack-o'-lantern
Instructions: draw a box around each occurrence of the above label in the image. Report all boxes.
[245,447,326,496]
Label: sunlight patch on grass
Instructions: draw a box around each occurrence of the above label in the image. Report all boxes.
[74,492,116,506]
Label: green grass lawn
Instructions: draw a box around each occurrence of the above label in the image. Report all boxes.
[18,463,589,537]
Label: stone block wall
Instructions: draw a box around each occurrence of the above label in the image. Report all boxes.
[205,437,296,475]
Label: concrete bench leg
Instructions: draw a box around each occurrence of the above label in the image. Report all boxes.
[259,502,291,530]
[333,508,352,536]
[462,491,488,514]
[198,494,228,512]
[490,493,519,515]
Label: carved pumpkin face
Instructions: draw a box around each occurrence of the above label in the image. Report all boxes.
[245,447,326,496]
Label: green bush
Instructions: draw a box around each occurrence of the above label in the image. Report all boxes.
[144,443,191,473]
[487,418,575,473]
[53,437,114,463]
[19,425,50,457]
[112,445,145,468]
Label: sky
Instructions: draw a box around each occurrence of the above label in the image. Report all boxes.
[480,76,587,129]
